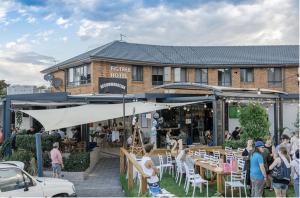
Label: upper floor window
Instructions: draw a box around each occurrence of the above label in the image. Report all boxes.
[132,65,143,81]
[218,68,231,86]
[268,67,282,86]
[195,68,208,84]
[68,64,91,86]
[240,68,254,82]
[174,68,187,82]
[152,67,164,85]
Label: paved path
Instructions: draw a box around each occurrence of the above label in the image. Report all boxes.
[75,155,125,197]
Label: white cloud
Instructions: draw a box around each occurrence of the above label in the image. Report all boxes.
[77,19,111,40]
[56,17,71,28]
[61,36,68,42]
[0,1,14,23]
[5,34,32,52]
[76,0,298,45]
[26,16,36,24]
[43,13,55,21]
[36,30,54,41]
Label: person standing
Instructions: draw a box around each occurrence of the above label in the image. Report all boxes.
[276,134,291,154]
[290,132,300,158]
[231,127,240,140]
[250,141,267,197]
[242,138,254,193]
[264,136,275,190]
[50,142,64,178]
[291,149,299,197]
[269,147,291,198]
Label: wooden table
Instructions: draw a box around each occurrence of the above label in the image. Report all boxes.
[193,157,230,194]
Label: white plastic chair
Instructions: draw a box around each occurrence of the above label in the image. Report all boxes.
[183,162,208,197]
[225,171,247,198]
[237,159,245,171]
[166,152,175,176]
[175,160,185,186]
[237,148,245,153]
[199,150,206,158]
[226,153,235,163]
[158,154,173,180]
[194,151,200,157]
[213,150,221,159]
[225,147,233,152]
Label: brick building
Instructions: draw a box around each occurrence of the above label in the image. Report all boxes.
[38,41,299,145]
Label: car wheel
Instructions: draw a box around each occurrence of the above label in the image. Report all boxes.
[53,193,69,197]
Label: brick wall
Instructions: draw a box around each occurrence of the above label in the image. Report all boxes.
[50,62,299,95]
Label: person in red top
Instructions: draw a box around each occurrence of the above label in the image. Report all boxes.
[0,126,3,145]
[50,142,64,178]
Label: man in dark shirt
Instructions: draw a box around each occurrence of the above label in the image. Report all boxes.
[231,127,240,140]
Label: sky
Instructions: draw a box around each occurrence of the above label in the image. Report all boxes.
[0,0,298,86]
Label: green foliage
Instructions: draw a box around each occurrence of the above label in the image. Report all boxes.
[16,134,61,153]
[223,139,245,149]
[0,80,9,96]
[239,102,270,141]
[0,138,11,158]
[64,152,90,172]
[15,111,23,128]
[4,150,34,173]
[43,151,51,168]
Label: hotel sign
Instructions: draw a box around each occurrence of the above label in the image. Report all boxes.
[99,77,127,94]
[110,65,131,78]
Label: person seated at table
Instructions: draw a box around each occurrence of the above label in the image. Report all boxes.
[111,122,120,143]
[140,144,161,195]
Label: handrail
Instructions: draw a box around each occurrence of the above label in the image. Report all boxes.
[120,147,148,195]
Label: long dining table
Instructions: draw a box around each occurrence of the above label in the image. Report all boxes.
[193,157,230,194]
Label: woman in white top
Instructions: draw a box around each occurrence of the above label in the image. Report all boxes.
[140,144,160,184]
[291,149,299,197]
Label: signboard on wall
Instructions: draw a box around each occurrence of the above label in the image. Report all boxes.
[99,77,127,94]
[110,65,131,78]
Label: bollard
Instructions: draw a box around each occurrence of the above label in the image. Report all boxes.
[35,133,43,177]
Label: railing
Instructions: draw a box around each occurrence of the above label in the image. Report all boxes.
[120,147,148,194]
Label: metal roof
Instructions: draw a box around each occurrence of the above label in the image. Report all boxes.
[41,41,299,73]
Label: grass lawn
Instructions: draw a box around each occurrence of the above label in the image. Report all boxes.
[120,173,296,197]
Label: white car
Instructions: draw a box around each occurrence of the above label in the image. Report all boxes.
[0,162,76,197]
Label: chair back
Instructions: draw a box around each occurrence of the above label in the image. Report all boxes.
[194,151,200,157]
[237,159,245,171]
[183,162,195,178]
[199,150,206,158]
[226,153,234,162]
[225,147,233,152]
[210,156,220,167]
[213,150,220,159]
[158,154,164,165]
[237,148,245,152]
[204,154,210,160]
[166,152,172,164]
[230,171,243,183]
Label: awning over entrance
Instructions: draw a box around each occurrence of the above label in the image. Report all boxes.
[20,101,196,131]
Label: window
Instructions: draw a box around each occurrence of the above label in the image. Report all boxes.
[268,68,282,86]
[174,68,187,82]
[132,65,143,81]
[67,64,91,86]
[164,67,171,81]
[0,168,27,192]
[152,67,164,85]
[218,68,231,86]
[195,68,208,84]
[240,68,254,82]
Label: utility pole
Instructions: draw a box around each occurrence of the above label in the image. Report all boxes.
[120,34,127,41]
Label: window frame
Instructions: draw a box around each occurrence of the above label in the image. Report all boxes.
[152,66,164,86]
[218,68,232,86]
[268,67,282,86]
[67,64,91,86]
[174,67,187,82]
[195,68,208,84]
[132,65,143,81]
[240,68,254,83]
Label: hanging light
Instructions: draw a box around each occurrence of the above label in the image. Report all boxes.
[183,106,187,110]
[204,104,207,108]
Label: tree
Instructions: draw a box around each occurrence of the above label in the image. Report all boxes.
[224,102,270,148]
[0,80,9,96]
[239,102,270,141]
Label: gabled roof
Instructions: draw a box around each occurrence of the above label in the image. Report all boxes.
[41,41,299,73]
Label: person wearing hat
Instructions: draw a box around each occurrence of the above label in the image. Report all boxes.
[50,142,64,178]
[250,141,267,197]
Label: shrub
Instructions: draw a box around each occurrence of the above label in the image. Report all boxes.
[16,134,61,152]
[225,102,270,148]
[64,152,90,172]
[4,150,34,173]
[0,138,11,158]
